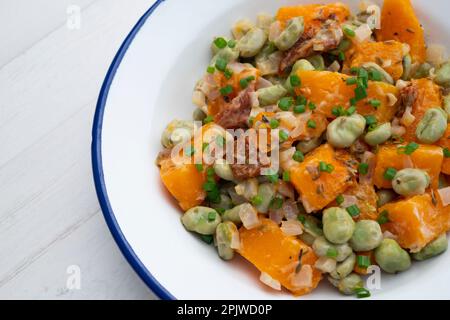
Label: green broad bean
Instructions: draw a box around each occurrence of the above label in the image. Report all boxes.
[412,62,432,79]
[285,59,314,92]
[181,207,222,235]
[222,204,244,225]
[312,237,351,262]
[161,120,197,148]
[361,63,394,84]
[364,123,392,146]
[392,168,430,196]
[329,273,364,295]
[326,114,366,149]
[238,27,267,58]
[335,243,353,262]
[377,189,398,207]
[349,220,383,252]
[330,253,356,280]
[307,54,325,71]
[211,36,230,55]
[215,221,239,260]
[412,233,448,261]
[322,207,356,244]
[257,85,288,106]
[401,54,412,80]
[434,62,450,87]
[374,239,411,273]
[296,137,323,154]
[211,194,233,212]
[255,44,282,76]
[274,17,304,51]
[299,214,323,238]
[214,160,235,181]
[253,183,275,214]
[211,47,240,66]
[415,108,447,143]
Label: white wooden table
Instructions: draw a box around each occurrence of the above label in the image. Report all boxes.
[0,0,157,299]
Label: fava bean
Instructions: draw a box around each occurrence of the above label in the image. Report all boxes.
[349,220,383,252]
[330,253,356,280]
[161,120,198,148]
[312,237,351,262]
[211,47,240,66]
[296,137,323,154]
[374,239,411,273]
[364,123,392,146]
[392,168,430,196]
[211,194,233,212]
[412,62,432,79]
[274,17,304,51]
[299,214,323,238]
[253,183,275,214]
[222,204,244,225]
[329,273,364,295]
[326,114,366,149]
[415,108,447,143]
[257,85,288,106]
[434,61,450,87]
[181,207,222,235]
[307,54,325,71]
[238,27,267,58]
[215,221,239,260]
[401,54,412,80]
[285,59,314,92]
[412,233,448,261]
[322,207,356,244]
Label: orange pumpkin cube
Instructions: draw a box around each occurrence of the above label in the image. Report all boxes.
[377,0,426,63]
[379,194,450,252]
[437,124,450,175]
[239,218,322,296]
[290,144,355,213]
[373,144,443,189]
[294,70,399,123]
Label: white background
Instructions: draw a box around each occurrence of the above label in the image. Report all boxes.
[0,0,157,299]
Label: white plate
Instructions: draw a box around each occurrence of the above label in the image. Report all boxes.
[92,0,450,299]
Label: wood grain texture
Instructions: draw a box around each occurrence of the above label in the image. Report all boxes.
[0,0,157,299]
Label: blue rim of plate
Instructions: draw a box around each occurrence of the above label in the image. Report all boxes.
[91,0,175,300]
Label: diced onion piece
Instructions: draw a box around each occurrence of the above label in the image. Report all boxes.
[396,79,410,90]
[283,199,300,220]
[354,24,372,43]
[281,220,303,236]
[192,90,206,108]
[438,187,450,206]
[366,5,381,30]
[250,93,260,108]
[328,60,341,72]
[230,231,241,250]
[387,93,398,107]
[238,203,261,229]
[280,147,297,171]
[314,257,337,273]
[340,195,358,208]
[391,118,406,137]
[290,264,313,289]
[400,107,416,126]
[277,181,296,199]
[235,178,259,201]
[427,44,448,67]
[383,230,398,240]
[260,272,282,291]
[269,208,284,224]
[256,77,273,89]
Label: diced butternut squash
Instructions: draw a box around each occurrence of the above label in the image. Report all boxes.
[345,183,378,221]
[239,218,322,296]
[377,0,426,63]
[159,160,206,211]
[277,3,350,33]
[373,144,443,189]
[290,144,355,213]
[348,41,405,81]
[438,124,450,174]
[294,70,399,123]
[402,79,442,142]
[379,194,450,252]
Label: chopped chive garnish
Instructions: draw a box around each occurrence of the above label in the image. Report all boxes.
[357,255,371,268]
[293,150,305,162]
[251,195,263,206]
[369,69,382,81]
[354,85,368,101]
[200,234,214,244]
[283,171,291,182]
[346,106,356,115]
[336,194,344,205]
[195,164,204,172]
[224,69,233,79]
[444,148,450,158]
[296,95,307,105]
[239,76,255,89]
[358,163,369,175]
[346,77,357,85]
[278,97,293,111]
[216,208,225,215]
[346,205,360,217]
[228,39,236,48]
[203,115,214,124]
[298,215,306,224]
[214,37,227,49]
[377,210,390,224]
[354,288,371,299]
[369,99,381,108]
[343,26,355,37]
[294,104,306,114]
[269,118,280,129]
[364,115,377,126]
[307,119,317,129]
[338,51,345,61]
[350,67,360,74]
[326,247,338,258]
[207,66,215,74]
[267,172,279,183]
[398,142,419,155]
[206,167,215,177]
[215,58,228,72]
[208,211,217,221]
[349,97,357,107]
[290,74,302,87]
[220,85,233,96]
[270,196,283,209]
[279,130,289,143]
[308,102,316,110]
[384,167,397,180]
[319,161,334,173]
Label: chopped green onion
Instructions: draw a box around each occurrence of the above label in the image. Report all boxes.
[354,85,368,101]
[398,142,419,155]
[346,106,356,115]
[364,115,377,126]
[203,115,214,124]
[269,118,280,129]
[346,204,360,217]
[270,196,283,209]
[384,167,397,180]
[369,69,382,81]
[336,194,344,205]
[354,288,371,299]
[224,69,233,79]
[338,51,345,61]
[267,172,279,183]
[200,234,214,244]
[369,99,381,109]
[279,130,289,143]
[195,164,204,172]
[444,148,450,158]
[326,247,338,258]
[357,255,371,268]
[220,85,233,96]
[296,95,307,105]
[228,39,237,48]
[319,161,334,173]
[343,26,355,38]
[239,76,255,89]
[293,150,305,162]
[208,211,217,221]
[294,104,306,114]
[290,74,302,87]
[346,77,358,85]
[358,163,369,175]
[283,171,291,182]
[309,102,317,110]
[298,215,306,224]
[214,37,228,49]
[251,195,263,206]
[207,66,215,74]
[278,97,293,111]
[349,97,357,107]
[350,67,360,75]
[377,210,390,225]
[215,58,228,72]
[307,119,316,129]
